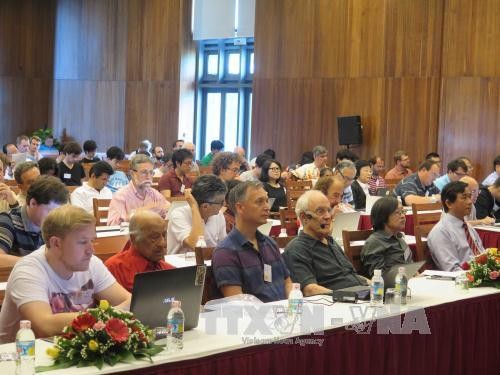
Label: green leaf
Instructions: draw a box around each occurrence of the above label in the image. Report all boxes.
[96,357,104,370]
[35,360,75,372]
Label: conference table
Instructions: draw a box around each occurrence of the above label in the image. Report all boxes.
[0,275,497,374]
[474,225,500,248]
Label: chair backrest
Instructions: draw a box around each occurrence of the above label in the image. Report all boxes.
[411,203,442,265]
[342,229,373,275]
[384,178,402,190]
[82,163,96,179]
[199,166,213,175]
[95,251,118,263]
[286,189,306,209]
[116,160,130,174]
[285,179,313,191]
[93,198,112,226]
[65,185,79,193]
[272,235,296,249]
[93,234,129,255]
[194,246,215,266]
[166,196,188,203]
[279,207,299,235]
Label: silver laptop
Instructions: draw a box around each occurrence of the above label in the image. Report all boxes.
[365,195,382,214]
[130,266,206,330]
[331,211,361,243]
[382,261,425,289]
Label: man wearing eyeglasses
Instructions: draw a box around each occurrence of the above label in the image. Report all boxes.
[433,159,468,192]
[158,149,194,197]
[394,160,441,206]
[107,154,170,226]
[385,150,413,180]
[167,174,227,254]
[333,160,356,205]
[283,190,368,297]
[212,152,243,182]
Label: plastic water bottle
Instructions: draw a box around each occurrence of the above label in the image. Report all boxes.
[167,300,184,351]
[15,320,35,375]
[288,283,303,316]
[370,269,385,307]
[279,228,288,238]
[395,267,408,305]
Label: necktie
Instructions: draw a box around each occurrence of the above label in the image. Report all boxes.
[462,223,481,255]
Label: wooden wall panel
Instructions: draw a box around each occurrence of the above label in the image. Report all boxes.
[51,80,125,148]
[124,82,179,151]
[53,0,127,80]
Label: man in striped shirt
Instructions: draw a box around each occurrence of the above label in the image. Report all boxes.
[368,155,386,195]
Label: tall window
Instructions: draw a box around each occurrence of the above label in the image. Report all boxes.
[196,39,254,158]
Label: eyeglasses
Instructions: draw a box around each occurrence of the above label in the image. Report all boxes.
[338,169,354,182]
[132,169,154,177]
[454,171,467,178]
[227,167,240,173]
[307,207,333,217]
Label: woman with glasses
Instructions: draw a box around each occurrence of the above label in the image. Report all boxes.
[351,160,373,210]
[260,159,287,213]
[361,197,413,277]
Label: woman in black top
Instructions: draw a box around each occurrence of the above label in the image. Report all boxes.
[260,159,287,212]
[351,159,372,210]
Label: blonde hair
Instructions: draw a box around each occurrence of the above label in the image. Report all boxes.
[42,205,95,246]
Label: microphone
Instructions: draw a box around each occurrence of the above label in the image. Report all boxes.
[305,213,328,229]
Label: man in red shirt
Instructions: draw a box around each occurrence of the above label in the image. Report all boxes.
[158,148,194,197]
[105,210,174,292]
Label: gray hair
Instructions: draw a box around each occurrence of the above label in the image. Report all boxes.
[130,154,154,170]
[335,160,356,173]
[14,161,39,184]
[228,181,263,213]
[312,145,327,157]
[295,190,324,224]
[212,152,243,176]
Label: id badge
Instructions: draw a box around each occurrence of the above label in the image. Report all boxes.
[180,184,185,193]
[64,173,71,179]
[264,264,272,283]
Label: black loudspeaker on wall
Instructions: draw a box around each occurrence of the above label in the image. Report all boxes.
[337,115,363,146]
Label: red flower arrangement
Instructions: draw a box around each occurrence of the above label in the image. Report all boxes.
[463,248,500,288]
[37,300,164,372]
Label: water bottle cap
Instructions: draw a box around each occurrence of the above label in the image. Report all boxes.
[19,320,31,329]
[172,300,181,308]
[292,283,300,290]
[398,266,406,274]
[374,269,382,276]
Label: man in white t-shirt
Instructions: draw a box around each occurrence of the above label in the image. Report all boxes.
[0,205,130,343]
[167,174,227,254]
[71,161,114,213]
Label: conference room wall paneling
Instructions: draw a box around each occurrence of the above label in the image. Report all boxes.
[252,0,444,168]
[0,0,55,142]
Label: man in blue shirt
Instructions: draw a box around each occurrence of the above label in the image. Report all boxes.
[433,159,468,192]
[212,181,292,302]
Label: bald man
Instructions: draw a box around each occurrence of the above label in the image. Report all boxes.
[460,176,495,225]
[105,210,174,292]
[182,142,200,174]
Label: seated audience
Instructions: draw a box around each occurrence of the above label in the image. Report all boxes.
[433,159,468,191]
[105,210,174,292]
[38,157,58,176]
[0,205,130,343]
[167,175,227,254]
[0,176,69,266]
[234,146,249,172]
[58,142,85,186]
[108,154,169,225]
[14,161,40,205]
[130,140,152,158]
[239,154,269,182]
[38,135,58,153]
[333,160,356,204]
[154,153,173,177]
[153,145,165,164]
[428,181,484,271]
[394,160,441,206]
[385,150,412,180]
[223,180,242,233]
[81,140,100,163]
[475,177,500,223]
[260,159,287,212]
[212,152,242,181]
[482,155,500,186]
[2,144,18,179]
[335,149,359,164]
[200,140,224,166]
[459,156,474,176]
[292,145,328,180]
[213,181,292,302]
[361,197,413,277]
[71,161,114,213]
[425,152,441,167]
[158,148,194,197]
[182,141,200,174]
[0,158,18,213]
[283,190,367,296]
[460,176,495,225]
[172,139,184,151]
[368,155,386,195]
[319,167,333,177]
[105,146,129,193]
[26,136,42,162]
[314,175,347,217]
[351,160,372,210]
[16,135,30,153]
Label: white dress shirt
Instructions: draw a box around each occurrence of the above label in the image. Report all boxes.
[71,182,113,214]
